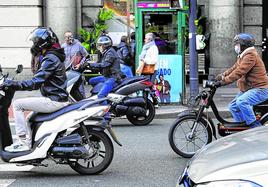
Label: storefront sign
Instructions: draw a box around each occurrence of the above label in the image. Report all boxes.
[137,2,170,8]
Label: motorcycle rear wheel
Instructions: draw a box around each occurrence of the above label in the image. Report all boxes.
[126,99,155,126]
[168,116,212,158]
[68,128,114,175]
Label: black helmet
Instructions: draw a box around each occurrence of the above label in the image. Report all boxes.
[96,35,112,50]
[233,33,255,48]
[28,27,57,56]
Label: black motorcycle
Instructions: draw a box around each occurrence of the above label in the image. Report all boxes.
[168,80,268,158]
[67,69,157,126]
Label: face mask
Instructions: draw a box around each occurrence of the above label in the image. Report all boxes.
[234,45,240,54]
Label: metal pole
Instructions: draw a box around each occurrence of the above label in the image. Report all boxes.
[189,0,199,97]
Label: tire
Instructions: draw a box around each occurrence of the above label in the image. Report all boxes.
[260,115,268,126]
[68,128,114,175]
[168,116,212,158]
[126,99,155,126]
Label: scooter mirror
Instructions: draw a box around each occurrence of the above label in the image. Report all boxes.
[15,64,23,74]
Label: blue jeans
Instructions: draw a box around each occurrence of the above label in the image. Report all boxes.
[89,76,117,98]
[228,88,268,125]
[120,64,133,78]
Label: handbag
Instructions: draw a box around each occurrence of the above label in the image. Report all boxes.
[136,60,145,75]
[142,64,155,74]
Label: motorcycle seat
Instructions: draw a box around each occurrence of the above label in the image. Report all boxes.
[29,99,95,123]
[112,76,148,92]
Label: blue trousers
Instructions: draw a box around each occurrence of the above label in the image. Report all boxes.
[89,76,117,98]
[120,64,133,78]
[228,88,268,125]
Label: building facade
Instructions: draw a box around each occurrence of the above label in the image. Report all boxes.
[0,0,266,78]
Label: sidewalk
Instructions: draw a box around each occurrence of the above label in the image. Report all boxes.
[8,85,239,121]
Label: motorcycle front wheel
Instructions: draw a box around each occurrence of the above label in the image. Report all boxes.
[168,116,212,158]
[68,128,114,175]
[126,99,155,126]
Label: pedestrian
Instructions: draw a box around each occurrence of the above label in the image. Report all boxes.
[153,78,161,105]
[137,32,159,83]
[216,33,268,128]
[129,32,136,73]
[1,27,69,152]
[117,35,133,78]
[158,74,171,103]
[61,31,89,97]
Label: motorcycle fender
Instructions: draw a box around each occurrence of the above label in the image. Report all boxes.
[86,125,105,132]
[177,109,217,139]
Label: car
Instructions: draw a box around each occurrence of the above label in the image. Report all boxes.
[177,126,268,187]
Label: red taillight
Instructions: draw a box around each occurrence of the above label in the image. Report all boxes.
[141,80,153,86]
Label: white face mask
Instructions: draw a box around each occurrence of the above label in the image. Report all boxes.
[234,44,241,54]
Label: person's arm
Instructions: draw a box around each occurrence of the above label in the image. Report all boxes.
[223,53,256,84]
[18,57,56,90]
[90,52,114,69]
[79,43,89,64]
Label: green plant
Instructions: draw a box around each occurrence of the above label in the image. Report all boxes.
[80,8,113,54]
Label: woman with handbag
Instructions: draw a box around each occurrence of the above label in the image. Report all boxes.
[136,33,159,82]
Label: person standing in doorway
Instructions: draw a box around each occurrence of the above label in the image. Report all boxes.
[61,31,89,97]
[139,32,159,82]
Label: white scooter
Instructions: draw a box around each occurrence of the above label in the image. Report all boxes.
[0,65,121,175]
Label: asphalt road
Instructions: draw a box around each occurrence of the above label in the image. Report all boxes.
[0,118,189,187]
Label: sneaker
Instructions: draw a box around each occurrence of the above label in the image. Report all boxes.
[155,104,159,108]
[249,121,262,128]
[5,138,31,152]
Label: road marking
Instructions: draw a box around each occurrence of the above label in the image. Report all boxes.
[0,164,34,171]
[0,179,16,187]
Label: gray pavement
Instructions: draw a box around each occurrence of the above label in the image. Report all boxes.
[10,84,238,120]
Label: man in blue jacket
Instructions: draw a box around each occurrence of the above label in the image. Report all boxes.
[1,27,69,152]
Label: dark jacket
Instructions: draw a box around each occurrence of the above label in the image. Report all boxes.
[90,47,125,82]
[17,48,69,102]
[117,42,131,66]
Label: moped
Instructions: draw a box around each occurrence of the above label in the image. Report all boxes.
[168,80,268,158]
[67,69,157,126]
[0,64,122,174]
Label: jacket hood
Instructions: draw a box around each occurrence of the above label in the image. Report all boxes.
[46,48,66,62]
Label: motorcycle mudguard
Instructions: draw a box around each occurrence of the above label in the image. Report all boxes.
[177,109,217,140]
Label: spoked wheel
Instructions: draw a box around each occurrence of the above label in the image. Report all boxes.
[126,99,155,126]
[68,128,114,175]
[168,116,212,158]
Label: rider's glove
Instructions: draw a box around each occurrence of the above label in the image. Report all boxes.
[215,73,224,81]
[214,81,224,88]
[0,80,21,90]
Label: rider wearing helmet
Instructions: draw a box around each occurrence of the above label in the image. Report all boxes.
[1,27,69,152]
[86,35,125,99]
[216,33,268,128]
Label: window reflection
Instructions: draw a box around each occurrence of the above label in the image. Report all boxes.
[143,13,178,54]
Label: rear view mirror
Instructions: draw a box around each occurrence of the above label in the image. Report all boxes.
[15,64,23,74]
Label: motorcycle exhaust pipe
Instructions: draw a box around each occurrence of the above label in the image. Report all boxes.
[123,97,146,107]
[51,146,89,158]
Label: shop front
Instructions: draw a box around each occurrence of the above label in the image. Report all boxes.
[134,0,186,103]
